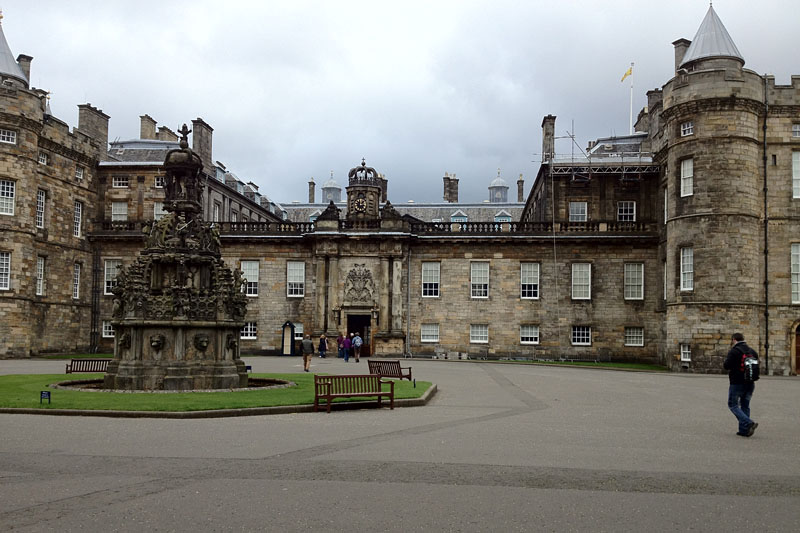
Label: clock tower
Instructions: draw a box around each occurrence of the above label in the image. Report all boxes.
[346,159,382,221]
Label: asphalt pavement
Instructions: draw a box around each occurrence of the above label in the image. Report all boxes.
[1,356,798,532]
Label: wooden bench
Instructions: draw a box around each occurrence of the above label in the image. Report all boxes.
[368,359,412,381]
[314,374,394,413]
[65,359,112,373]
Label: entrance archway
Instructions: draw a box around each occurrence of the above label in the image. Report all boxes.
[346,314,372,357]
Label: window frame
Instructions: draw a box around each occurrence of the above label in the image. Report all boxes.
[73,263,81,299]
[104,259,122,295]
[617,201,636,222]
[520,262,540,299]
[287,261,305,297]
[36,189,46,228]
[35,256,45,296]
[0,251,10,290]
[470,324,489,344]
[680,247,694,291]
[75,166,84,180]
[102,321,115,338]
[422,262,440,297]
[38,151,49,165]
[520,324,540,345]
[240,260,259,297]
[680,344,691,362]
[421,323,440,343]
[0,179,15,216]
[792,124,800,138]
[470,261,489,299]
[73,200,83,237]
[112,175,129,188]
[791,243,800,304]
[571,325,592,346]
[293,324,304,341]
[154,175,165,188]
[0,128,16,144]
[680,158,694,197]
[792,152,799,199]
[571,263,591,300]
[241,322,258,340]
[569,201,587,222]
[111,201,128,222]
[624,263,644,300]
[154,201,166,221]
[624,326,644,347]
[680,120,694,137]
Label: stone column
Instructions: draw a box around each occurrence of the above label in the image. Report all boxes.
[380,257,390,333]
[314,256,326,334]
[391,258,403,332]
[328,256,340,333]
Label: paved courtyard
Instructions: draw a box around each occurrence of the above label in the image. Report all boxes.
[1,357,798,531]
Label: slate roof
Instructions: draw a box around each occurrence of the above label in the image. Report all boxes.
[284,202,525,223]
[680,5,744,68]
[0,18,28,86]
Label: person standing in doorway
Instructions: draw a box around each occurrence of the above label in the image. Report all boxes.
[300,334,314,372]
[336,333,345,359]
[353,332,363,363]
[318,334,328,358]
[342,334,351,362]
[723,332,759,437]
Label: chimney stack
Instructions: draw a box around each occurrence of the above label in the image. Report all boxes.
[517,174,524,202]
[541,115,556,163]
[139,114,157,139]
[673,38,691,73]
[308,178,315,203]
[191,118,214,171]
[77,103,110,146]
[442,172,459,203]
[16,54,32,83]
[157,126,178,142]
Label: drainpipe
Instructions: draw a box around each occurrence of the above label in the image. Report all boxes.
[762,75,770,374]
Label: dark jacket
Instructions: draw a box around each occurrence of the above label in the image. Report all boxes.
[300,338,315,355]
[724,341,757,384]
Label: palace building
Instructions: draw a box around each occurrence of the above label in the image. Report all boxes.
[1,7,798,374]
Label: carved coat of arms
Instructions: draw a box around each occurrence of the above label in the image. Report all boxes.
[344,264,376,303]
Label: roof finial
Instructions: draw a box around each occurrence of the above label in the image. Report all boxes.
[0,10,4,23]
[177,124,191,149]
[497,168,501,177]
[361,157,366,167]
[330,170,334,178]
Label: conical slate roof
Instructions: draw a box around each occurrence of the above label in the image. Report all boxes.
[0,16,28,86]
[680,5,744,68]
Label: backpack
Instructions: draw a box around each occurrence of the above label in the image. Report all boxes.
[741,351,760,382]
[353,336,363,348]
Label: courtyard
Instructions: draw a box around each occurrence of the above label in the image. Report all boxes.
[0,357,798,531]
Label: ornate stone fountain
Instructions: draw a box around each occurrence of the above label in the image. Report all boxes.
[104,125,248,390]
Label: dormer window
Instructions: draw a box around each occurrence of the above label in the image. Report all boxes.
[680,121,694,137]
[450,210,468,223]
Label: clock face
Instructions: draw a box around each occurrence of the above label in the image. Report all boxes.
[354,197,367,212]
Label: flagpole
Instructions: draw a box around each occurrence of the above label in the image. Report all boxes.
[629,62,634,135]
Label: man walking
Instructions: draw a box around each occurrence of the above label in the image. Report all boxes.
[353,332,363,363]
[723,332,758,437]
[300,334,315,372]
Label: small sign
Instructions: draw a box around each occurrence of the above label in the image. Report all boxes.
[40,391,51,404]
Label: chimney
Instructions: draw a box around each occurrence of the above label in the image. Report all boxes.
[308,178,315,203]
[442,173,451,202]
[157,126,178,142]
[77,103,110,145]
[446,173,459,203]
[673,38,691,73]
[541,115,556,162]
[140,114,157,139]
[379,174,388,203]
[517,174,524,202]
[16,54,32,83]
[191,118,214,171]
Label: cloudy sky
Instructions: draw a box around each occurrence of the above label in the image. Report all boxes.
[3,1,797,204]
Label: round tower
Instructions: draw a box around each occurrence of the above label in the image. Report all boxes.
[488,169,508,203]
[661,5,765,371]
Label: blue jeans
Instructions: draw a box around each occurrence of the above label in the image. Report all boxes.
[728,382,755,434]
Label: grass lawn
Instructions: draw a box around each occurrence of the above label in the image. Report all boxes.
[0,373,431,412]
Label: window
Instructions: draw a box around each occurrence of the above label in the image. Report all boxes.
[793,152,799,199]
[624,263,644,300]
[520,325,540,344]
[572,263,591,299]
[104,259,122,295]
[293,324,304,341]
[231,211,238,222]
[494,214,511,223]
[792,243,800,304]
[72,263,81,299]
[213,203,220,222]
[569,202,587,222]
[520,262,539,299]
[470,262,489,298]
[38,152,49,165]
[617,201,636,222]
[36,190,46,228]
[102,321,115,338]
[112,175,129,188]
[75,166,84,180]
[422,262,440,297]
[624,327,644,346]
[241,322,257,340]
[111,202,128,222]
[421,323,439,343]
[793,124,800,138]
[680,158,693,197]
[287,261,305,297]
[680,121,694,136]
[0,179,15,215]
[0,251,10,290]
[470,324,488,343]
[35,256,45,296]
[680,247,693,291]
[240,260,259,296]
[155,175,165,188]
[0,128,16,144]
[154,202,166,221]
[571,326,591,346]
[450,211,468,223]
[73,201,83,237]
[680,344,691,362]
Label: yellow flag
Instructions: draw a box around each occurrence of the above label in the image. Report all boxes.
[621,66,633,82]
